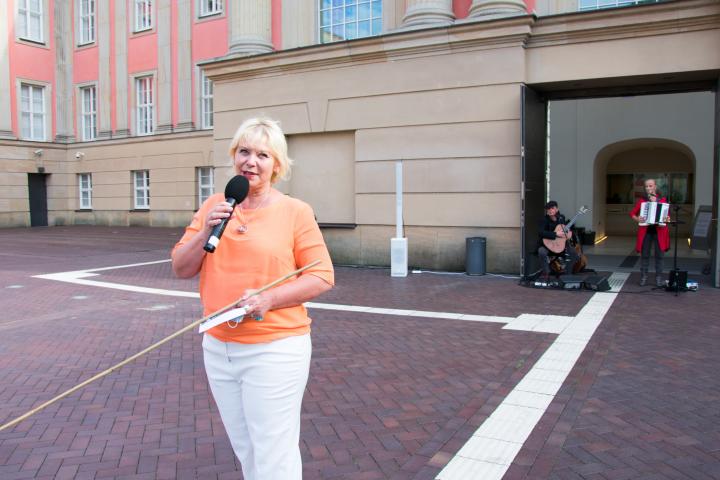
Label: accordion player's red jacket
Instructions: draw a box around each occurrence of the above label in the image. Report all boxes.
[629,197,670,253]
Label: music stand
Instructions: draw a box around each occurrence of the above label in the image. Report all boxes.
[665,204,686,296]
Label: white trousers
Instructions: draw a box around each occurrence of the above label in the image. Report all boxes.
[203,333,311,480]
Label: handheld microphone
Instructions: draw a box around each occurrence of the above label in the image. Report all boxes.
[203,175,250,253]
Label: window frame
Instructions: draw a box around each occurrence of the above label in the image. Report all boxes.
[319,0,383,44]
[199,0,223,18]
[200,70,214,130]
[133,170,150,210]
[19,82,47,141]
[78,173,93,210]
[78,0,96,45]
[578,0,660,11]
[17,0,44,44]
[197,166,214,208]
[80,85,98,141]
[134,0,153,32]
[135,75,154,136]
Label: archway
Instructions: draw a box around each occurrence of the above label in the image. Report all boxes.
[593,138,696,239]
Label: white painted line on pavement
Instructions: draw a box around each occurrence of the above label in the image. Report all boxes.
[436,272,630,480]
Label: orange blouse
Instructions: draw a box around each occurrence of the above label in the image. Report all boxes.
[172,193,334,344]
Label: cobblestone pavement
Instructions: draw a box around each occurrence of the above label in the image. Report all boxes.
[0,227,718,479]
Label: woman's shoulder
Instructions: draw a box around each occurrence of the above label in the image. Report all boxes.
[277,194,313,212]
[199,192,226,210]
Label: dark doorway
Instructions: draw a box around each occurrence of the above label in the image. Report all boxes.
[28,173,49,227]
[524,74,720,286]
[521,85,547,279]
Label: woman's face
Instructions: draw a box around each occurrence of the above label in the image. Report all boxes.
[644,180,657,196]
[233,140,279,191]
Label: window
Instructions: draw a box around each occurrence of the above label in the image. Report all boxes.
[199,0,222,17]
[136,76,154,135]
[81,86,97,141]
[197,167,214,207]
[17,0,44,43]
[578,0,660,11]
[200,71,213,129]
[20,84,45,141]
[133,170,150,209]
[134,0,152,31]
[606,173,694,205]
[78,173,92,209]
[319,0,382,43]
[79,0,96,44]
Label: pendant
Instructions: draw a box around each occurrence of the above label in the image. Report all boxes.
[237,224,248,234]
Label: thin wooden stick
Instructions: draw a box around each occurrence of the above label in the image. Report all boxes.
[0,260,321,432]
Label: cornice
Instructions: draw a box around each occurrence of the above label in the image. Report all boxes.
[202,16,535,83]
[0,130,213,150]
[528,0,720,48]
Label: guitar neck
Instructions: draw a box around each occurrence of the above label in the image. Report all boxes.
[564,210,586,230]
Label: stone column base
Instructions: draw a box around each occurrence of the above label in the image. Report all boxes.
[228,38,274,56]
[468,0,527,20]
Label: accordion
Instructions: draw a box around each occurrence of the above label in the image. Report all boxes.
[639,201,670,226]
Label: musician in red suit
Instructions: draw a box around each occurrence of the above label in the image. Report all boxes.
[629,178,670,287]
[537,200,580,280]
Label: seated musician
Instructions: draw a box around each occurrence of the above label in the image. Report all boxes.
[537,200,580,280]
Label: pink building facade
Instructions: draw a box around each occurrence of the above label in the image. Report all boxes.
[3,0,524,144]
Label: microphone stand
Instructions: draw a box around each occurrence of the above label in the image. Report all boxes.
[667,204,684,296]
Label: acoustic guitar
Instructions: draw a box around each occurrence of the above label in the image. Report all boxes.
[542,206,589,254]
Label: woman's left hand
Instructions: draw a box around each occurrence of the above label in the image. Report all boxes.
[238,289,274,320]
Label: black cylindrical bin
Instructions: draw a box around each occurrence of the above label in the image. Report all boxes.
[465,237,486,275]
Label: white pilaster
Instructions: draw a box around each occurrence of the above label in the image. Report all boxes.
[228,0,273,56]
[155,0,173,133]
[0,2,15,138]
[114,0,129,138]
[54,0,75,142]
[176,0,193,131]
[98,0,112,139]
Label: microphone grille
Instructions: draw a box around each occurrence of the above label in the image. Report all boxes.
[225,175,250,203]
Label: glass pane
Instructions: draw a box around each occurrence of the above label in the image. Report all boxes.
[372,0,381,18]
[358,2,370,20]
[320,27,332,43]
[345,5,356,22]
[321,10,331,26]
[345,22,357,40]
[371,18,381,34]
[321,0,332,9]
[358,20,370,37]
[32,90,43,112]
[30,0,41,11]
[598,0,615,6]
[30,16,41,40]
[332,0,343,6]
[21,113,31,137]
[578,0,596,8]
[21,89,30,110]
[18,15,27,38]
[332,24,344,40]
[33,113,43,139]
[332,7,343,24]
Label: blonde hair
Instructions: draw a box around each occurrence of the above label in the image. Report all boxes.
[228,117,293,183]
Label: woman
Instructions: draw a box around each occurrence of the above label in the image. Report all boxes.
[172,117,334,479]
[629,178,670,287]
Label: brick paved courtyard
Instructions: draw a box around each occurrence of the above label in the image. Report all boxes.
[0,227,718,479]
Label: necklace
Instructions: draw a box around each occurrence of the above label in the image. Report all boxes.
[236,190,272,234]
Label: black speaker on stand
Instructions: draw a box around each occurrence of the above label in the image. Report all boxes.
[665,204,687,296]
